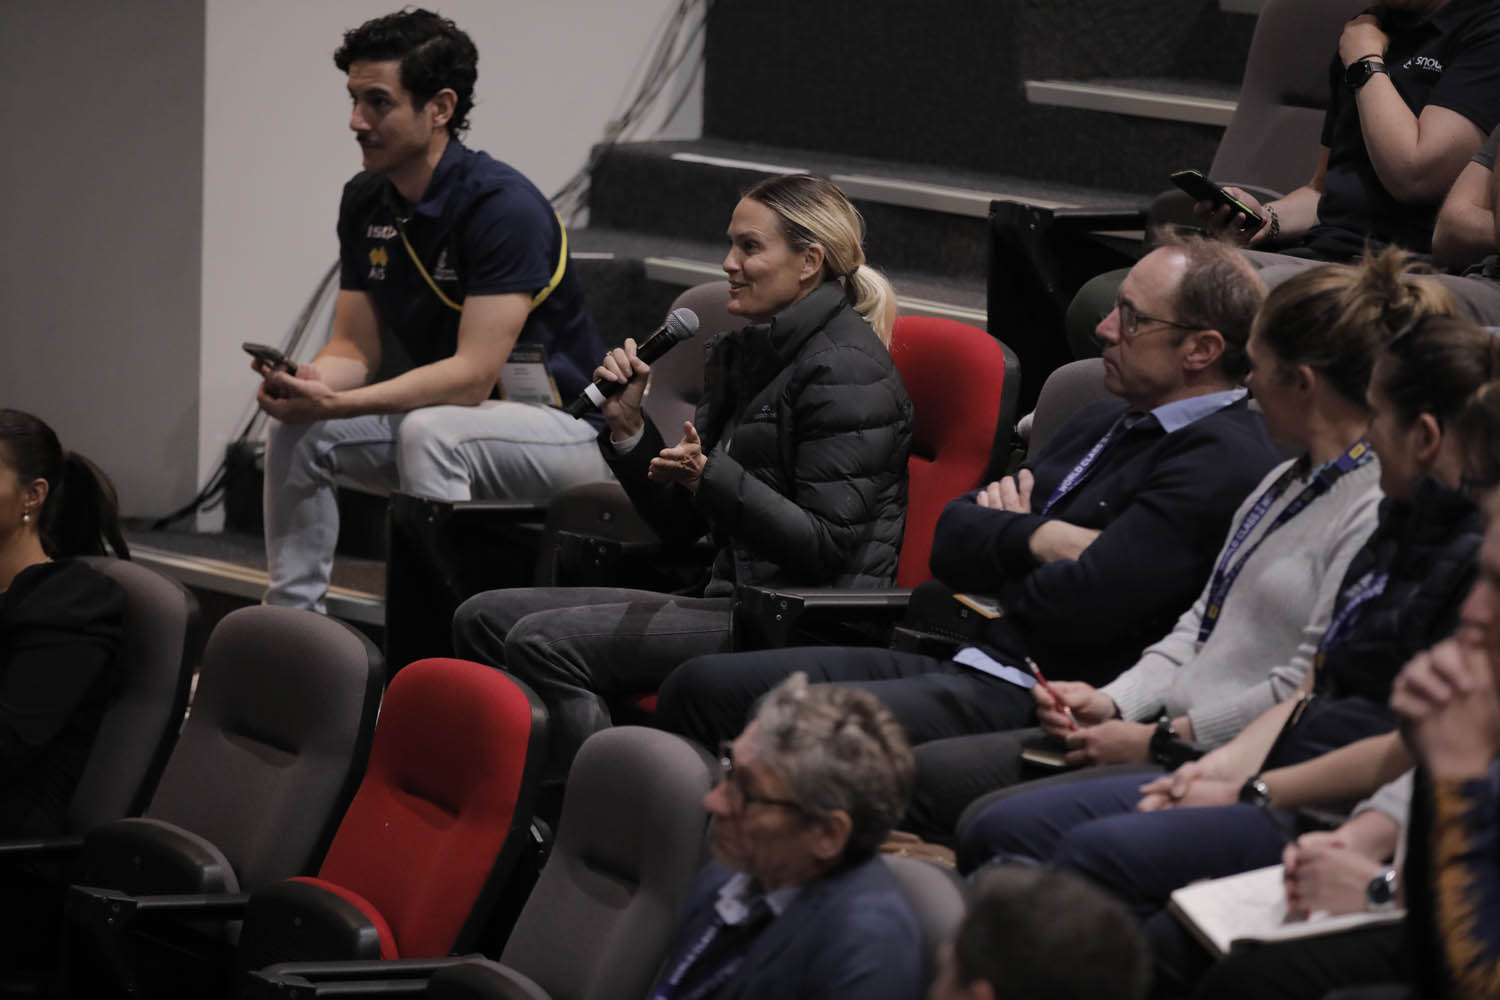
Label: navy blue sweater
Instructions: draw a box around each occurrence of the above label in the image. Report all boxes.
[930,396,1280,685]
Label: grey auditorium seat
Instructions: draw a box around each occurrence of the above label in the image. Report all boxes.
[69,557,200,830]
[882,855,966,989]
[247,725,715,1000]
[65,605,384,994]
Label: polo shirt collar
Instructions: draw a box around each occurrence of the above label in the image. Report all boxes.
[409,137,468,220]
[1151,386,1247,433]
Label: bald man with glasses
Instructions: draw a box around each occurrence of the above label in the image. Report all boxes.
[659,234,1283,837]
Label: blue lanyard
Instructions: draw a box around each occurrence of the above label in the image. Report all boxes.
[1197,440,1373,644]
[650,912,759,1000]
[1313,568,1389,670]
[1042,413,1142,515]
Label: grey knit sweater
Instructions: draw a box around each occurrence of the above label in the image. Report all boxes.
[1102,455,1384,747]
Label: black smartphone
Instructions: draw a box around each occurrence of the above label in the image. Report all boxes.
[1170,169,1265,232]
[242,341,298,376]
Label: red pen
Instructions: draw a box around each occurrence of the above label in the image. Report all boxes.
[1027,657,1078,731]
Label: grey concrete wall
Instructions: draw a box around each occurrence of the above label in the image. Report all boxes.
[0,0,204,517]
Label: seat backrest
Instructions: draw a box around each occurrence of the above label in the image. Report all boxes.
[641,280,737,433]
[889,317,1019,587]
[1209,0,1368,194]
[882,856,966,988]
[1027,358,1113,457]
[501,727,715,1000]
[311,658,546,958]
[144,606,384,890]
[69,558,199,831]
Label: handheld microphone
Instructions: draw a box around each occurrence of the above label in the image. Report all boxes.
[566,308,700,417]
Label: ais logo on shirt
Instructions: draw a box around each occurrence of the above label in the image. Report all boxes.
[368,246,389,281]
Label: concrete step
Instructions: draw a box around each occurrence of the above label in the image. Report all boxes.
[587,138,1145,286]
[1024,77,1239,127]
[570,227,988,329]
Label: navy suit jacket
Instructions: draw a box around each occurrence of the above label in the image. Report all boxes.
[650,857,923,1000]
[930,396,1280,685]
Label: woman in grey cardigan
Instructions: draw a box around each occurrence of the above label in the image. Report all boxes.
[909,252,1457,839]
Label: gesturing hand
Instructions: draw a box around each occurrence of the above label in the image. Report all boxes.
[649,421,708,492]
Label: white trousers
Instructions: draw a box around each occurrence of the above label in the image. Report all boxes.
[262,401,612,611]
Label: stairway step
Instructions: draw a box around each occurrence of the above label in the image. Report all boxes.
[570,228,988,329]
[1024,77,1239,127]
[588,139,1144,284]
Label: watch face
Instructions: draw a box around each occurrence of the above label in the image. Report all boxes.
[1367,869,1396,905]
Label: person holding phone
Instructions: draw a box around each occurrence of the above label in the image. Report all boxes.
[1067,0,1500,350]
[252,9,612,612]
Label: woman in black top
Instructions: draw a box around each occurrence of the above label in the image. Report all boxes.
[0,409,127,835]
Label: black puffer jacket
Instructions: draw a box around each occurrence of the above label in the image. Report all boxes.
[603,282,913,595]
[1269,476,1483,770]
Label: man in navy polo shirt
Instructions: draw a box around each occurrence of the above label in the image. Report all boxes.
[252,9,610,612]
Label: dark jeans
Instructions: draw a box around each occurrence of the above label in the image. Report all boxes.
[957,771,1289,916]
[1187,923,1408,1000]
[657,645,1037,757]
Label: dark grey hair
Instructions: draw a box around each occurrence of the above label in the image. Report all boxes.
[750,672,913,863]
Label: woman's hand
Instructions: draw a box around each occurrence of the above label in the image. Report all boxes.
[1065,719,1154,766]
[1194,186,1274,246]
[1034,680,1116,738]
[1283,833,1385,919]
[649,421,707,492]
[1339,13,1388,68]
[1392,638,1500,780]
[597,338,652,441]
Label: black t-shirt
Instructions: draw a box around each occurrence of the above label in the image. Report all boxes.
[337,140,606,426]
[1306,0,1500,259]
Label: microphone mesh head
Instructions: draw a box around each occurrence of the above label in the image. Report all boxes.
[666,308,700,340]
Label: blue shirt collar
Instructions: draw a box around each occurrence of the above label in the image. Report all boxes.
[1151,387,1247,434]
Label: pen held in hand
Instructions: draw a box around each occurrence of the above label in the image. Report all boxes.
[1027,657,1078,731]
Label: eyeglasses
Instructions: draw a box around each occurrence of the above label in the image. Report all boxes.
[1112,297,1203,340]
[717,742,806,816]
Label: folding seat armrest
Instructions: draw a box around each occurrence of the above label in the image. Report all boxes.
[74,816,237,894]
[731,585,912,650]
[1045,206,1151,233]
[0,832,85,861]
[243,955,486,999]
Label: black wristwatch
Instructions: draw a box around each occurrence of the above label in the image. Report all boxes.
[1149,714,1204,770]
[1239,775,1272,809]
[1365,866,1399,912]
[1346,58,1389,90]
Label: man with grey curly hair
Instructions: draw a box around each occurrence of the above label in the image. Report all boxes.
[647,673,924,1000]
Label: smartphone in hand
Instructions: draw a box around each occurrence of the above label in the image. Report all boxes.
[243,341,298,377]
[1170,169,1265,232]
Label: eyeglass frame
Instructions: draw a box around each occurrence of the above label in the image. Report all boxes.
[716,741,809,817]
[1111,295,1205,341]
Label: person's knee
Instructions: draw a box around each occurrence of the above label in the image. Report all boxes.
[656,653,730,736]
[452,592,504,663]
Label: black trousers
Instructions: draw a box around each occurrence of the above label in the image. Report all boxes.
[657,645,1038,793]
[1180,923,1408,1000]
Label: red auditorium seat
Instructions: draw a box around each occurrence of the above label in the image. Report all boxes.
[236,657,547,968]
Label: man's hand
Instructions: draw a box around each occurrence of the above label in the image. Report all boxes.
[597,338,652,442]
[976,470,1034,513]
[1196,185,1274,246]
[1034,680,1116,738]
[1283,832,1385,919]
[649,421,707,492]
[1391,638,1500,780]
[1065,719,1154,766]
[1028,521,1102,563]
[1339,13,1388,68]
[257,366,340,424]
